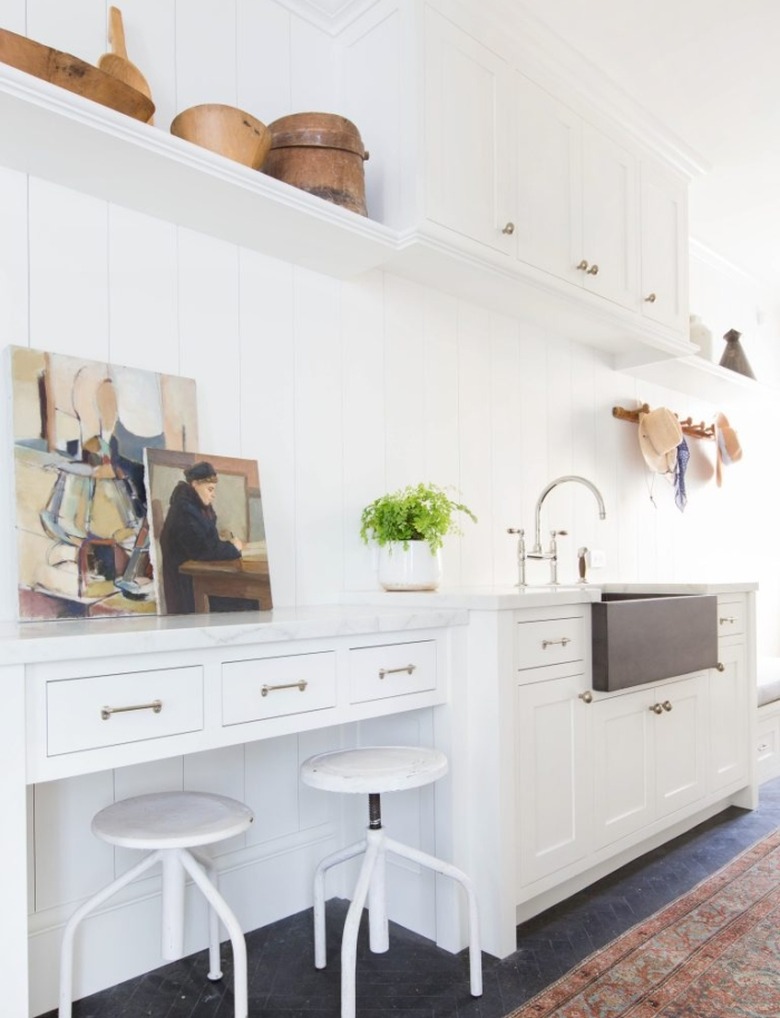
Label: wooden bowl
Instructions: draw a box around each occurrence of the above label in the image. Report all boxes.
[0,27,155,121]
[170,104,272,169]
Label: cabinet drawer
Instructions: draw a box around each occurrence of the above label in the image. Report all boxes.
[349,640,437,704]
[717,598,745,638]
[47,666,204,757]
[222,652,336,725]
[516,616,584,670]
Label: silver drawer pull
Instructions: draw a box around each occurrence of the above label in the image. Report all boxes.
[101,699,162,721]
[378,664,417,679]
[542,637,571,649]
[261,680,308,697]
[578,690,593,704]
[719,616,737,625]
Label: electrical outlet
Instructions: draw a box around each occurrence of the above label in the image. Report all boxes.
[588,549,606,569]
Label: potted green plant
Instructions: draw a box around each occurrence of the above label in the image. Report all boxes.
[360,482,476,590]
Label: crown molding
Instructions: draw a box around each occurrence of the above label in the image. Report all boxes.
[270,0,381,35]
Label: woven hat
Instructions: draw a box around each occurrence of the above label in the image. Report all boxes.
[638,407,682,474]
[715,413,742,487]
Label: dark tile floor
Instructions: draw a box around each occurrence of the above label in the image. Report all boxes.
[45,777,780,1018]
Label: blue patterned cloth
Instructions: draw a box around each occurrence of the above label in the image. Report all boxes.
[674,438,690,512]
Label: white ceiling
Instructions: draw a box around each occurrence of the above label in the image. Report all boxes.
[518,0,780,290]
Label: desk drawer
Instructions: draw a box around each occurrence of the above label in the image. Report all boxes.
[516,615,584,671]
[222,652,336,725]
[349,640,437,704]
[718,598,745,639]
[47,666,204,757]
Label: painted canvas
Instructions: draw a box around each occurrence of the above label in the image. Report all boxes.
[9,346,198,620]
[145,449,271,616]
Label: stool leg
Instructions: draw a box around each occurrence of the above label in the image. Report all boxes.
[367,839,388,954]
[59,850,162,1018]
[341,829,383,1018]
[161,849,187,960]
[384,837,483,998]
[179,848,248,1018]
[312,838,366,970]
[192,848,223,980]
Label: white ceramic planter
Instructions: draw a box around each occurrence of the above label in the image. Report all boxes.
[377,541,442,591]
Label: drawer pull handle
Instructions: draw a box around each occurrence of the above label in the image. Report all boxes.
[261,680,308,697]
[578,690,593,704]
[542,637,571,649]
[378,664,417,679]
[719,616,737,625]
[101,699,162,721]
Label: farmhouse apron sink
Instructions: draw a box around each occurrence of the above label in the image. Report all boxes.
[591,592,719,692]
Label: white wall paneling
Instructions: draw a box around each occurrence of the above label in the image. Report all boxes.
[174,0,238,112]
[177,226,242,452]
[24,0,104,67]
[292,266,344,604]
[289,12,338,112]
[28,179,109,361]
[107,205,179,375]
[238,248,297,605]
[237,0,293,125]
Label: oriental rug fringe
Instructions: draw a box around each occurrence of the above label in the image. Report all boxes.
[506,828,780,1018]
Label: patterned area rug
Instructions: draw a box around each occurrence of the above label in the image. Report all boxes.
[507,828,780,1018]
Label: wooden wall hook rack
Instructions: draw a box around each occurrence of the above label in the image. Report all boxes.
[612,404,715,441]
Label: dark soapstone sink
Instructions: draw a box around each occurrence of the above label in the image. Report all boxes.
[591,592,718,692]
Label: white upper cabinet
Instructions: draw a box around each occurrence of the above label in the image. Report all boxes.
[423,7,512,253]
[639,159,689,332]
[514,74,639,312]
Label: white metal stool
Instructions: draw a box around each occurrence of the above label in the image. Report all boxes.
[301,746,482,1018]
[59,790,254,1018]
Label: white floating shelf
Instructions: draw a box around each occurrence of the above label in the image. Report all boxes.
[0,63,397,278]
[620,354,775,404]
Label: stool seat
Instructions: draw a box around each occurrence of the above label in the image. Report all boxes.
[301,745,448,794]
[92,791,254,849]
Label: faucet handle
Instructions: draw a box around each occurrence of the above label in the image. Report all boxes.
[550,529,568,538]
[507,527,525,535]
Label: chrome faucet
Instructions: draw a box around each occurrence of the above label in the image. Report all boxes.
[525,475,607,584]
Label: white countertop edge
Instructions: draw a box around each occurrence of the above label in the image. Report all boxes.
[0,604,469,665]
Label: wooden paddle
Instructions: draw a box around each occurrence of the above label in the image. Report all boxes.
[98,6,154,123]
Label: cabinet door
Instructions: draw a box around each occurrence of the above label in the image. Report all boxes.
[516,673,592,886]
[424,8,512,251]
[592,689,654,848]
[514,72,582,280]
[581,124,638,309]
[709,641,749,793]
[640,160,688,331]
[652,673,706,818]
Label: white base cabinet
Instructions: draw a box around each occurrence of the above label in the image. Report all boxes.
[455,587,757,960]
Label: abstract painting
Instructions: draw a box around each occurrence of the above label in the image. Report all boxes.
[9,346,198,620]
[145,449,271,616]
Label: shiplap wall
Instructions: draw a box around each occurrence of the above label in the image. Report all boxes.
[2,1,780,1013]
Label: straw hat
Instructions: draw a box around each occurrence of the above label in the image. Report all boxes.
[638,407,682,474]
[715,412,742,487]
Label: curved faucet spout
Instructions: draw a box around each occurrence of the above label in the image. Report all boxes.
[532,475,606,554]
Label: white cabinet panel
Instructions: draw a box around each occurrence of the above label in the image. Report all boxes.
[640,160,687,331]
[709,641,749,793]
[515,73,582,281]
[516,672,592,886]
[424,7,512,252]
[581,125,638,310]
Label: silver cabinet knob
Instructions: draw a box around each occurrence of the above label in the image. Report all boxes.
[586,264,599,276]
[502,221,515,235]
[644,292,657,303]
[649,703,663,715]
[576,259,589,271]
[578,690,593,704]
[662,700,673,712]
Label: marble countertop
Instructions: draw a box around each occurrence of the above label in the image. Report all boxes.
[0,581,757,665]
[0,603,469,665]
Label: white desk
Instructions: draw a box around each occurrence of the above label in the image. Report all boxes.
[0,604,467,1016]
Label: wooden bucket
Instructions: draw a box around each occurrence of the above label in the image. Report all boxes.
[263,113,369,216]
